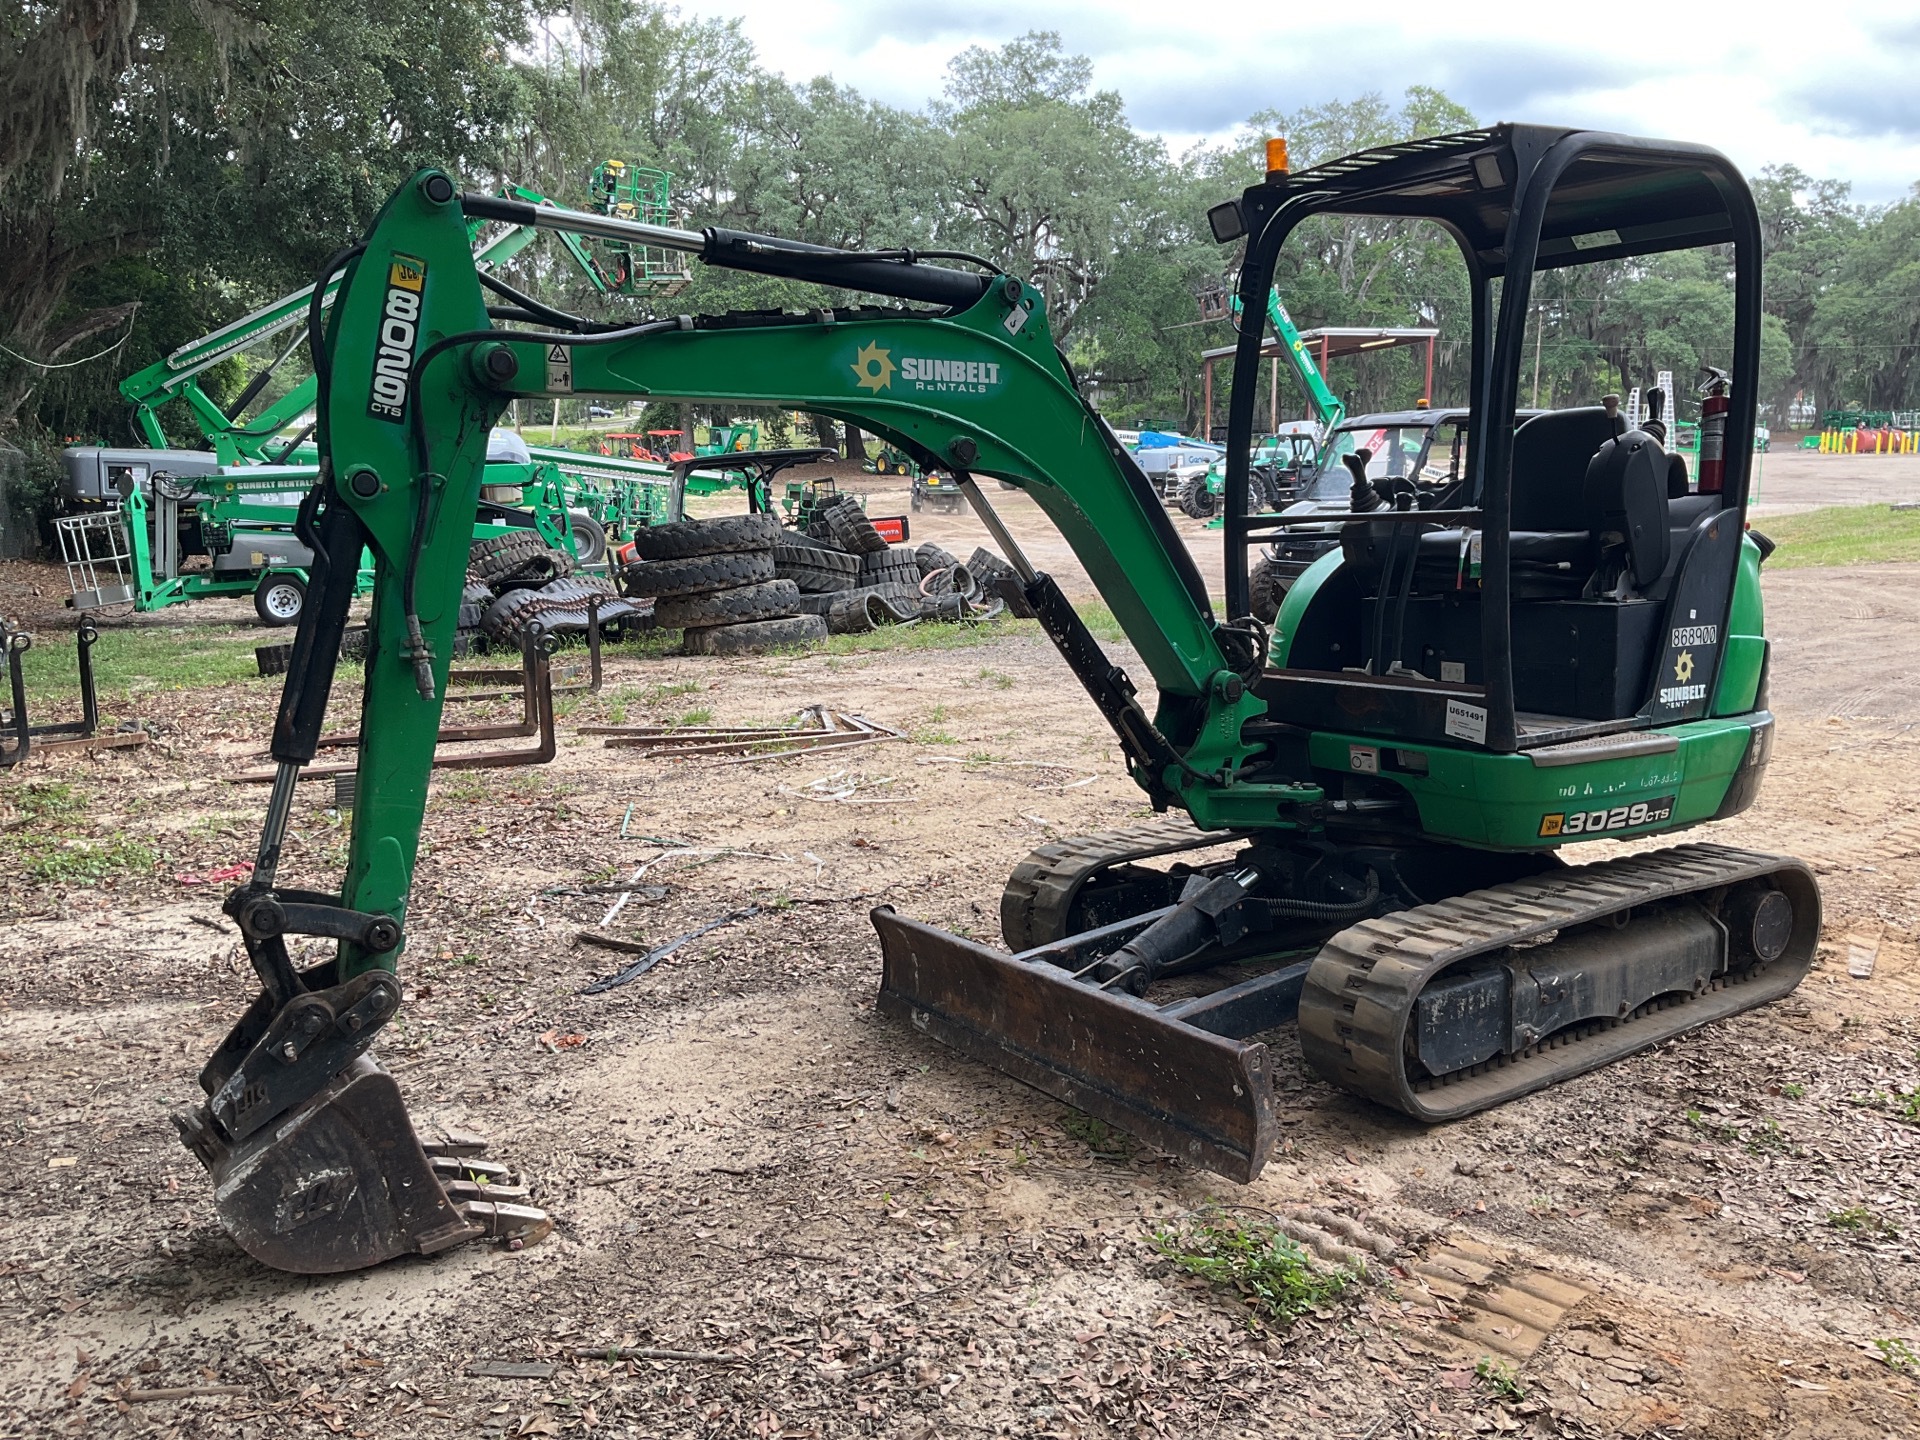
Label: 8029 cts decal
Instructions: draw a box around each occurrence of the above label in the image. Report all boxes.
[1539,795,1675,838]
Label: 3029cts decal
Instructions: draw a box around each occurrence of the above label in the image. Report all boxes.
[1539,795,1676,838]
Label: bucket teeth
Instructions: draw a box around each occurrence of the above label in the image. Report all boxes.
[458,1200,555,1248]
[441,1178,533,1204]
[419,1126,490,1159]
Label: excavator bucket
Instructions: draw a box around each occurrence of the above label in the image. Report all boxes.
[176,1057,550,1274]
[871,907,1278,1181]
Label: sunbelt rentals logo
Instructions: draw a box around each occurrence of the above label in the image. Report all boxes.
[367,252,428,422]
[1658,648,1706,707]
[849,341,1003,396]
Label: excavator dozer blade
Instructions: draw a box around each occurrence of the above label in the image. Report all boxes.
[177,1057,551,1274]
[872,907,1277,1181]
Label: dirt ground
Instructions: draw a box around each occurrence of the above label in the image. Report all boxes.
[4,490,1920,1437]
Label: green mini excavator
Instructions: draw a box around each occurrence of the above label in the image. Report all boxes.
[180,124,1817,1273]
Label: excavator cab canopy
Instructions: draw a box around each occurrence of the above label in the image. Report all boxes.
[1219,124,1763,754]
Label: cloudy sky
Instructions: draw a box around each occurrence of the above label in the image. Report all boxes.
[669,0,1920,204]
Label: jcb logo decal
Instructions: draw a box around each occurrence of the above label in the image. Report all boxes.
[367,252,428,422]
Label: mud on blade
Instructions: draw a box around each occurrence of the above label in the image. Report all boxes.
[871,907,1277,1181]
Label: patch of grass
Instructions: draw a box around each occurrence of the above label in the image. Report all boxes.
[642,681,702,702]
[1874,1337,1919,1377]
[8,834,156,884]
[823,616,1027,657]
[435,774,491,804]
[2,781,86,824]
[16,622,265,704]
[1743,1116,1795,1155]
[1845,1087,1920,1123]
[2,781,158,886]
[1781,1082,1807,1099]
[1828,1205,1900,1238]
[976,667,1014,690]
[1151,1207,1358,1328]
[1061,1113,1131,1159]
[1760,505,1920,570]
[671,708,713,727]
[1475,1356,1526,1401]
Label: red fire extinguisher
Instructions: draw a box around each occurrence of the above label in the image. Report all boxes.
[1698,365,1731,494]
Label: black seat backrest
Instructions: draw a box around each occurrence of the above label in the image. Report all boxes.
[1510,407,1622,532]
[1582,431,1671,587]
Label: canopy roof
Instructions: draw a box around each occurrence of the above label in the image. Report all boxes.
[1269,123,1743,274]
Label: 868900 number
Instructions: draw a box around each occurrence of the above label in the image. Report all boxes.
[1538,795,1675,838]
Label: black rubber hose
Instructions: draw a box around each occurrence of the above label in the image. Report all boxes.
[1251,870,1381,921]
[306,244,365,453]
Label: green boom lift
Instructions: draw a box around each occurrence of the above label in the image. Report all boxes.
[1193,284,1346,516]
[179,126,1816,1274]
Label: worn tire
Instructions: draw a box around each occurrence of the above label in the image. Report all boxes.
[913,541,960,576]
[472,539,575,588]
[792,581,919,616]
[566,510,610,566]
[861,544,921,580]
[654,579,800,630]
[1176,473,1216,519]
[469,529,546,568]
[630,512,783,562]
[821,497,889,555]
[1249,556,1289,625]
[773,540,860,593]
[681,612,828,656]
[623,549,775,598]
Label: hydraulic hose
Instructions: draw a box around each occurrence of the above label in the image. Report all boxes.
[1252,869,1381,921]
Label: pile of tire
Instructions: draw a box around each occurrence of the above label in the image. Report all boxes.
[464,531,639,649]
[803,494,891,556]
[770,534,1011,634]
[962,546,1036,619]
[480,575,637,645]
[623,513,827,656]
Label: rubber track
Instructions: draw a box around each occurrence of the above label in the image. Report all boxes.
[1298,843,1821,1122]
[1000,816,1252,952]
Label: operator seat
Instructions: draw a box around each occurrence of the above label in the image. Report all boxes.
[1510,407,1623,531]
[1386,406,1627,595]
[1495,406,1621,579]
[1581,431,1670,589]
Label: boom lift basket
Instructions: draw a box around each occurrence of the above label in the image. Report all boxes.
[54,509,136,610]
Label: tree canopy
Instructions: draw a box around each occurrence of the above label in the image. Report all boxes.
[5,3,1918,502]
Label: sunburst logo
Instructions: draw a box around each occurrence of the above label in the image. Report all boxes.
[850,342,896,392]
[1674,650,1695,683]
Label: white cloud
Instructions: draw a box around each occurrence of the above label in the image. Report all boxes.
[662,0,1920,203]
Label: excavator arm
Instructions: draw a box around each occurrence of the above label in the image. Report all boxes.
[181,168,1310,1272]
